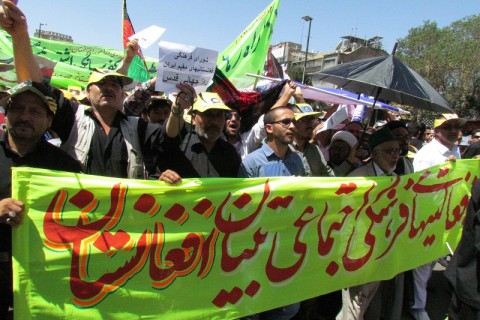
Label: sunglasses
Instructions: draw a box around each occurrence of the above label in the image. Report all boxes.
[225,112,241,121]
[271,118,295,127]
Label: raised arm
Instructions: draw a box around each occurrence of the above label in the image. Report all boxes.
[117,39,139,75]
[0,1,42,82]
[165,83,196,138]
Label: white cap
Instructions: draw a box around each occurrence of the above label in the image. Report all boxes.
[331,131,358,149]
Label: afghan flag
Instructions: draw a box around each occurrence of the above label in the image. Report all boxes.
[122,0,150,83]
[217,0,281,88]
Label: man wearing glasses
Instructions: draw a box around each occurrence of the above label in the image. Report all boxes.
[338,126,401,320]
[410,114,466,320]
[223,108,266,160]
[238,107,306,179]
[238,106,306,320]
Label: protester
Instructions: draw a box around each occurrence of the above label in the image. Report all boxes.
[444,179,480,319]
[384,120,415,175]
[0,81,82,318]
[468,129,480,145]
[344,121,371,162]
[223,80,304,160]
[0,0,198,184]
[408,122,426,153]
[363,121,414,320]
[288,104,340,320]
[290,103,334,177]
[164,92,241,178]
[223,107,268,159]
[411,114,466,320]
[327,130,358,176]
[238,106,305,319]
[423,127,434,143]
[337,126,401,320]
[144,94,172,125]
[463,130,480,159]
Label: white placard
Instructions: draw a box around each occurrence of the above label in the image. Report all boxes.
[155,41,218,93]
[128,25,166,49]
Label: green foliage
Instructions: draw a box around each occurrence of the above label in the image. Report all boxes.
[397,15,480,119]
[288,65,313,85]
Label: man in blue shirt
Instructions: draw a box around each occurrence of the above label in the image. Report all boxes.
[238,107,305,320]
[239,107,306,178]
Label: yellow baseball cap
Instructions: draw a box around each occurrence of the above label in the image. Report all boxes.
[87,68,133,88]
[433,113,466,128]
[293,103,322,121]
[192,92,231,113]
[0,81,57,114]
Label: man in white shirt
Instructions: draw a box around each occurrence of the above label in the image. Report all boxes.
[410,114,466,320]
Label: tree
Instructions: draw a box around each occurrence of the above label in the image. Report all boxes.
[397,15,480,120]
[287,65,312,85]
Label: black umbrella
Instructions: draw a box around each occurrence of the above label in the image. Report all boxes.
[315,51,453,113]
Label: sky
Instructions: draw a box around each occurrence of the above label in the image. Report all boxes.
[17,0,480,59]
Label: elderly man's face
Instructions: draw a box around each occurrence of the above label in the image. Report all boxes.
[372,140,401,173]
[194,109,226,143]
[87,79,124,111]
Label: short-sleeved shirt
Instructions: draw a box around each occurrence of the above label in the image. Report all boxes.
[238,142,306,178]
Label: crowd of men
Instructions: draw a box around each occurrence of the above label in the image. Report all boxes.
[0,1,479,320]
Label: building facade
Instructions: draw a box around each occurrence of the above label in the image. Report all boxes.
[270,35,387,87]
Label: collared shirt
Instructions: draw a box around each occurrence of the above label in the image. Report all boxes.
[86,109,129,178]
[180,132,241,178]
[0,132,82,252]
[238,142,307,178]
[413,138,461,172]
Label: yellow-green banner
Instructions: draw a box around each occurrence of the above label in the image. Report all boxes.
[217,0,280,89]
[11,161,480,319]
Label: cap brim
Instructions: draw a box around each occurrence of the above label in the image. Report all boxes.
[294,111,321,121]
[193,104,231,113]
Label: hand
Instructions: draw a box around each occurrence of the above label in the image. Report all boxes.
[159,170,182,185]
[124,38,140,63]
[271,80,298,109]
[0,198,24,226]
[0,1,28,36]
[283,80,298,98]
[447,155,457,162]
[169,83,196,114]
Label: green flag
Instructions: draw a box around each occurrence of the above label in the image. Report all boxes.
[217,0,281,88]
